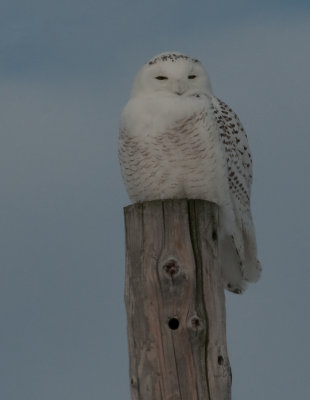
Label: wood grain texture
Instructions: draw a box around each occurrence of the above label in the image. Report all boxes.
[124,200,231,400]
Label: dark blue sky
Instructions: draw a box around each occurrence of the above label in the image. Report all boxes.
[1,0,309,78]
[1,1,310,399]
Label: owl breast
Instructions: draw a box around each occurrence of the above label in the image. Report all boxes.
[119,94,229,204]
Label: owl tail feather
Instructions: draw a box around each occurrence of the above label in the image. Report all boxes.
[219,233,247,294]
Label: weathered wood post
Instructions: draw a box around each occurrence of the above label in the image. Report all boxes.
[124,199,231,400]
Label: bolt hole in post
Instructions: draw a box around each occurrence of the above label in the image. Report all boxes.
[168,318,180,330]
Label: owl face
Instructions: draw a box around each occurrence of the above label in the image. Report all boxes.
[131,52,213,98]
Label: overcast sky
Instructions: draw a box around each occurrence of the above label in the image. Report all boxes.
[1,1,310,399]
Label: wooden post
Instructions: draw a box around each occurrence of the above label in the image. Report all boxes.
[124,199,231,400]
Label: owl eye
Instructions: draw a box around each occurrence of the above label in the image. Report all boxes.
[155,76,168,80]
[188,75,197,79]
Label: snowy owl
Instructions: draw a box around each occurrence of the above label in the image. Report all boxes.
[119,52,261,293]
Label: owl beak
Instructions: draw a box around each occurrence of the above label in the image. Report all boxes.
[173,80,187,96]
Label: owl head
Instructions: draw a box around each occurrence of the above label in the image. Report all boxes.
[130,52,213,98]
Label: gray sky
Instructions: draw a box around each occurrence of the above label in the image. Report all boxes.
[1,1,310,399]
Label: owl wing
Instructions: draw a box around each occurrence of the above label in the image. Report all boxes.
[210,97,261,289]
[210,97,253,215]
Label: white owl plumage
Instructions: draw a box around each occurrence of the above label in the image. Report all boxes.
[119,52,261,293]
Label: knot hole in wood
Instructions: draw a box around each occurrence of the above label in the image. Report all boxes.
[191,316,201,330]
[163,259,180,277]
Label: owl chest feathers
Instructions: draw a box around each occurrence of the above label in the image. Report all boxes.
[119,94,229,203]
